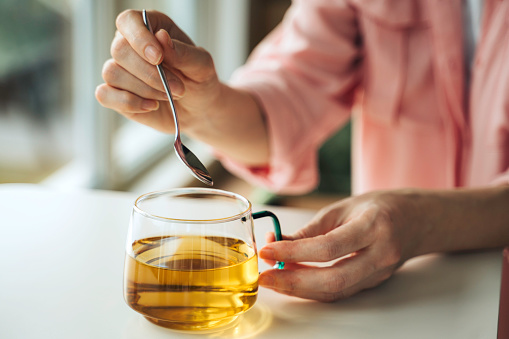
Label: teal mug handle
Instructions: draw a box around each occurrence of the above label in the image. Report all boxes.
[252,211,285,269]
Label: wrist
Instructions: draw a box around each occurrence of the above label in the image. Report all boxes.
[385,189,440,259]
[400,189,445,258]
[184,83,270,165]
[395,185,509,258]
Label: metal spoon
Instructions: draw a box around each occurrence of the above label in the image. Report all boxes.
[142,9,213,186]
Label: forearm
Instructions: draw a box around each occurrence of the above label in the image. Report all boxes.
[408,185,509,257]
[185,83,270,166]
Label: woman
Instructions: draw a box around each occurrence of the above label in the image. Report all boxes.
[96,0,509,302]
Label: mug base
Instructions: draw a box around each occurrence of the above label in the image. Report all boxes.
[144,315,239,331]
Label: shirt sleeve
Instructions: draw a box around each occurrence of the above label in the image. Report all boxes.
[492,171,509,186]
[490,135,509,186]
[216,0,362,194]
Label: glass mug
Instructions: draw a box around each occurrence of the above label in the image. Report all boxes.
[123,188,284,331]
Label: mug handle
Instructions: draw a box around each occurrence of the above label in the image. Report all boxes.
[253,211,285,269]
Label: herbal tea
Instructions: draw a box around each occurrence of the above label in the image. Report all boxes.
[124,235,258,330]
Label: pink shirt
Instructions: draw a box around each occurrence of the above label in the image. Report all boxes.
[220,0,509,195]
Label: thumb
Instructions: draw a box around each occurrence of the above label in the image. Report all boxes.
[155,29,217,83]
[289,202,349,241]
[264,231,295,245]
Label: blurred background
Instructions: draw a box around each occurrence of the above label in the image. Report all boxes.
[0,0,350,209]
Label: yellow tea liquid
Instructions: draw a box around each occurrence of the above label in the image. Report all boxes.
[124,235,258,330]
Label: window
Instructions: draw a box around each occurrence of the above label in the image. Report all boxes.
[0,0,250,191]
[0,0,72,184]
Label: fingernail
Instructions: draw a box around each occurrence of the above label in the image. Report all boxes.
[259,247,274,260]
[259,275,274,287]
[141,100,158,111]
[144,45,161,64]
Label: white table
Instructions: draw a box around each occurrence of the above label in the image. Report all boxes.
[0,184,503,338]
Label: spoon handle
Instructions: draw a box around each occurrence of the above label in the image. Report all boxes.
[142,9,180,142]
[155,64,180,141]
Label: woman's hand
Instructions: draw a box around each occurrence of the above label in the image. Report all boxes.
[95,9,221,135]
[95,9,270,165]
[258,190,422,302]
[258,186,509,302]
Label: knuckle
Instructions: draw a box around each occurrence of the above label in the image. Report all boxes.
[196,47,216,78]
[177,41,189,60]
[110,35,128,60]
[374,246,402,271]
[116,9,137,30]
[95,85,107,104]
[102,59,119,84]
[384,246,402,267]
[286,276,300,292]
[197,47,213,66]
[280,274,300,292]
[325,272,348,293]
[283,243,296,262]
[293,228,311,240]
[118,91,136,111]
[318,235,339,261]
[145,69,162,89]
[377,209,394,228]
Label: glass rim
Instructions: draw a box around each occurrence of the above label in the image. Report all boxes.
[133,187,253,224]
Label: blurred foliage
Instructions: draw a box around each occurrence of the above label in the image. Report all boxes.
[316,121,351,195]
[0,0,61,45]
[0,0,69,184]
[0,0,64,77]
[251,122,352,207]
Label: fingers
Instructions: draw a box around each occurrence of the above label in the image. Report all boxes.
[102,59,168,101]
[112,10,216,94]
[259,255,365,302]
[285,200,350,241]
[95,84,159,114]
[99,9,218,134]
[264,232,293,244]
[261,268,390,302]
[259,214,375,263]
[96,84,176,133]
[115,9,163,65]
[257,194,407,302]
[155,29,217,83]
[111,32,185,96]
[115,9,198,71]
[259,249,394,302]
